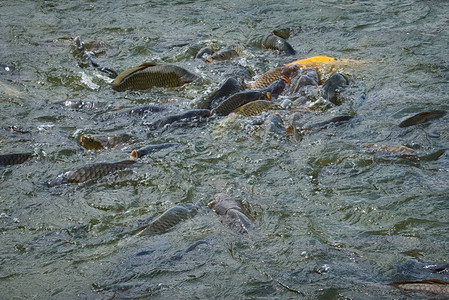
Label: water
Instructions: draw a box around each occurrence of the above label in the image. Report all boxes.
[1,0,449,299]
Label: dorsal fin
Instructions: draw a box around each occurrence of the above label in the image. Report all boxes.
[113,62,157,85]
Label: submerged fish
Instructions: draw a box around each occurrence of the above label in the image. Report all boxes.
[234,100,277,117]
[212,90,272,116]
[130,143,180,158]
[79,133,132,150]
[208,193,252,234]
[391,279,449,294]
[0,152,33,166]
[144,109,211,130]
[100,104,167,121]
[112,62,198,91]
[47,160,138,186]
[398,110,446,128]
[262,32,295,55]
[136,204,198,236]
[204,47,239,63]
[289,67,320,94]
[195,46,215,59]
[321,73,349,105]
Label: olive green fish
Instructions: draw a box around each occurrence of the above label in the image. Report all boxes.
[136,204,198,236]
[112,62,198,91]
[208,193,252,234]
[398,110,446,128]
[0,152,33,166]
[47,160,138,186]
[212,90,272,116]
[391,279,449,294]
[204,47,239,63]
[79,133,132,150]
[234,100,277,117]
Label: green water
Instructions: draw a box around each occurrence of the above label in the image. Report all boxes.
[1,0,449,299]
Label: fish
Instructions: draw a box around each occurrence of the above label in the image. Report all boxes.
[301,115,354,134]
[391,279,449,294]
[265,76,289,99]
[144,109,212,130]
[234,100,277,117]
[208,193,252,234]
[195,46,215,59]
[262,33,296,55]
[47,160,138,186]
[398,110,446,128]
[204,47,239,63]
[112,62,198,91]
[289,67,320,94]
[212,90,272,116]
[250,66,298,90]
[130,143,180,158]
[209,77,244,110]
[74,36,118,79]
[0,152,33,166]
[321,73,349,105]
[79,134,132,150]
[285,56,367,67]
[136,204,198,236]
[99,104,167,121]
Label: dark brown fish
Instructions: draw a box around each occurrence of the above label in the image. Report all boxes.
[130,143,180,158]
[209,77,244,110]
[321,73,349,105]
[136,204,198,236]
[398,110,446,128]
[208,193,252,234]
[212,90,272,116]
[79,133,132,150]
[234,100,277,117]
[144,109,211,130]
[47,160,138,187]
[289,67,319,94]
[391,279,449,294]
[0,152,33,166]
[195,46,215,59]
[262,33,296,55]
[112,62,198,91]
[204,48,239,63]
[100,104,167,121]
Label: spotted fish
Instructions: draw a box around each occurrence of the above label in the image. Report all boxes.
[234,100,278,117]
[0,152,33,166]
[112,62,198,91]
[47,160,138,186]
[208,193,252,234]
[250,66,297,90]
[136,204,198,236]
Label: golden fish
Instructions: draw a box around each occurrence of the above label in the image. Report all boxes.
[234,100,277,117]
[204,48,239,63]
